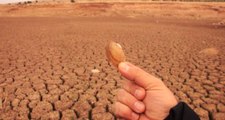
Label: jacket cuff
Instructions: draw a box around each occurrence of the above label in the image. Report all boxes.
[165,102,200,120]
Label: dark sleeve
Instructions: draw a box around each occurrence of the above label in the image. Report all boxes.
[165,102,200,120]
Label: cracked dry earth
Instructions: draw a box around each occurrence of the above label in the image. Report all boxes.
[0,17,225,120]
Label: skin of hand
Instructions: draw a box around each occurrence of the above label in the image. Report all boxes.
[114,62,178,120]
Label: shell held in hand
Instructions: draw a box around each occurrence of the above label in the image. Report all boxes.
[106,41,126,67]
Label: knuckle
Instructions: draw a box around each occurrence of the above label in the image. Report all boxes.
[114,102,131,118]
[123,81,131,91]
[118,93,127,103]
[114,102,120,115]
[117,89,125,96]
[117,89,126,101]
[121,108,131,117]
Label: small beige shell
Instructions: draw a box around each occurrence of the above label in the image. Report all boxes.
[106,41,126,67]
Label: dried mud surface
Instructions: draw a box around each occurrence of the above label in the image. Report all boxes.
[0,3,225,120]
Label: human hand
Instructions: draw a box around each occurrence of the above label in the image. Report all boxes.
[115,62,178,120]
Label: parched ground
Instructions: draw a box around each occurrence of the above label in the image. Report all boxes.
[0,2,225,120]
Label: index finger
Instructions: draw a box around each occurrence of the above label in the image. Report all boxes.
[118,62,163,90]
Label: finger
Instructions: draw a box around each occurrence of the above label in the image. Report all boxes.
[117,89,145,113]
[123,80,146,100]
[118,62,164,89]
[139,114,150,120]
[114,102,139,120]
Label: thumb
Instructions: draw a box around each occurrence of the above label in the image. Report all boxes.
[118,62,163,89]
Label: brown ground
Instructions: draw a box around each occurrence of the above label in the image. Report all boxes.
[0,2,225,120]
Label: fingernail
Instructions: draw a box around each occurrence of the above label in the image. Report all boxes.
[135,89,142,99]
[119,62,129,72]
[132,112,139,120]
[134,101,145,113]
